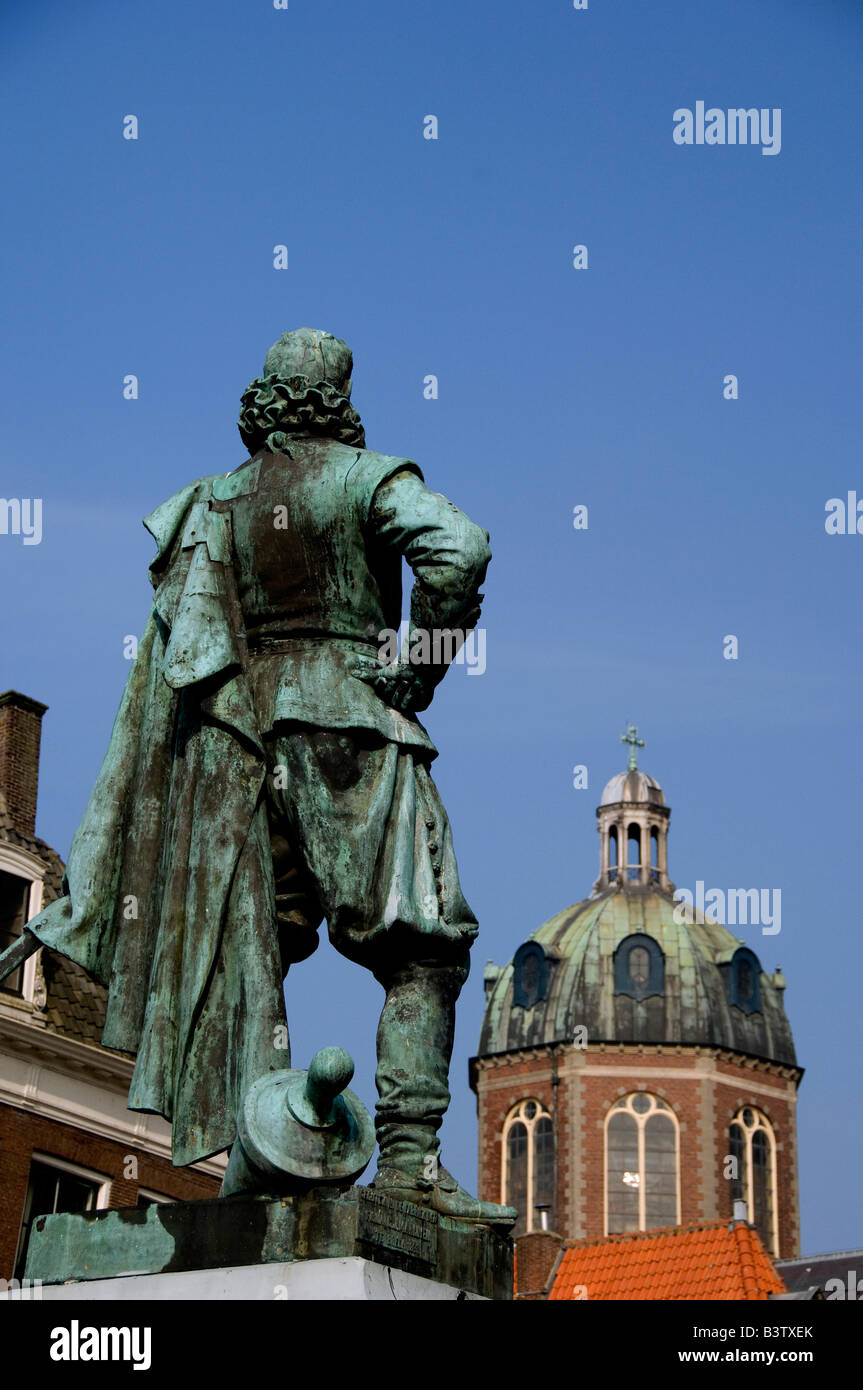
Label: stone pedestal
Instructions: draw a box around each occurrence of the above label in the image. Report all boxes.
[27,1256,486,1301]
[25,1186,512,1301]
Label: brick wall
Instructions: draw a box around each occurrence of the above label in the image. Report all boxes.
[476,1045,801,1259]
[0,1103,221,1279]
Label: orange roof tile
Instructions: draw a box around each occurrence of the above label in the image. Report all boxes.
[547,1221,786,1301]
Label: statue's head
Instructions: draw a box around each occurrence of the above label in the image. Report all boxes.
[263,328,353,397]
[238,328,365,454]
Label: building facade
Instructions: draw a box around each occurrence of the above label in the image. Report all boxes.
[472,749,802,1263]
[0,691,222,1282]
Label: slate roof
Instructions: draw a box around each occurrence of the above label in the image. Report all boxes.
[40,952,110,1045]
[548,1221,787,1301]
[776,1249,863,1298]
[479,887,797,1065]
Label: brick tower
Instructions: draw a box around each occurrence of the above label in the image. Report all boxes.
[471,735,802,1284]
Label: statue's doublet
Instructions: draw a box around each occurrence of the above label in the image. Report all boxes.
[210,438,436,754]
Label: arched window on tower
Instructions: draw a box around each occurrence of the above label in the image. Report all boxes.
[650,826,659,883]
[502,1099,555,1236]
[609,826,618,883]
[605,1093,679,1235]
[729,1107,778,1256]
[626,823,641,882]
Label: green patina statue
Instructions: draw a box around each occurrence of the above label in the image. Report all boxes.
[0,328,514,1227]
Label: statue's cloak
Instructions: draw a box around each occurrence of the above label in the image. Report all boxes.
[25,476,287,1165]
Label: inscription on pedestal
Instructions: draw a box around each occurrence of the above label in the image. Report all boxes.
[357,1191,438,1272]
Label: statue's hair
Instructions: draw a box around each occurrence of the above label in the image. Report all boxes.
[237,374,365,454]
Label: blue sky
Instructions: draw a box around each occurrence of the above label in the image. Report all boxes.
[2,0,861,1255]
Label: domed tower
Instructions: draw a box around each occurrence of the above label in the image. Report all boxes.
[471,730,802,1262]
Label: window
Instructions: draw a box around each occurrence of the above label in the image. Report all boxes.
[0,844,45,1005]
[727,947,762,1015]
[605,1093,679,1235]
[0,870,32,997]
[502,1099,555,1236]
[136,1190,173,1207]
[613,933,664,1001]
[512,942,549,1010]
[13,1155,110,1279]
[729,1107,778,1256]
[629,946,650,988]
[650,826,659,883]
[626,824,641,882]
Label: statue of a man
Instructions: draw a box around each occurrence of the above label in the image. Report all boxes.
[10,328,512,1225]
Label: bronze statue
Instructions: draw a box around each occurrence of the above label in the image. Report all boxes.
[0,328,514,1226]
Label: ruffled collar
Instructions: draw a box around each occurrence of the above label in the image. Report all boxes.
[237,374,365,454]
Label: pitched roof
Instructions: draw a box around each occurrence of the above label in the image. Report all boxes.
[776,1249,863,1297]
[548,1221,786,1301]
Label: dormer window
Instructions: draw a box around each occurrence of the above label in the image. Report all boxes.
[0,844,45,1006]
[628,946,650,989]
[512,942,548,1010]
[728,947,762,1015]
[0,870,31,997]
[614,933,664,1001]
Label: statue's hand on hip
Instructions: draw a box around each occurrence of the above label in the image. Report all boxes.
[352,656,432,714]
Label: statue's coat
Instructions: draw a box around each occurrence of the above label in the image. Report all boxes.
[25,475,286,1165]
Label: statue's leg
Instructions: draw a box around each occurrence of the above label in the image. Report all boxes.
[372,957,464,1172]
[219,744,323,1196]
[370,956,515,1226]
[266,727,515,1224]
[369,956,511,1228]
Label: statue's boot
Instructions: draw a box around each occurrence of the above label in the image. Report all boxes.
[371,961,517,1229]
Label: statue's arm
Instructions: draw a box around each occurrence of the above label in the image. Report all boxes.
[368,469,491,712]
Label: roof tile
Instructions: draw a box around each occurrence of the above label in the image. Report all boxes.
[547,1221,786,1301]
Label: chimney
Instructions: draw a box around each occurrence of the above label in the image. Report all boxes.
[733,1198,748,1223]
[515,1229,564,1300]
[0,691,48,837]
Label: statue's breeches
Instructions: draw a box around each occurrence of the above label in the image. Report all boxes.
[264,726,478,977]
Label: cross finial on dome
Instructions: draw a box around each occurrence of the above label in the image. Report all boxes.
[621,723,645,771]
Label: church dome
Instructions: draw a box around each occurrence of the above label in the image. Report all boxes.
[479,729,796,1068]
[600,769,665,807]
[479,888,796,1064]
